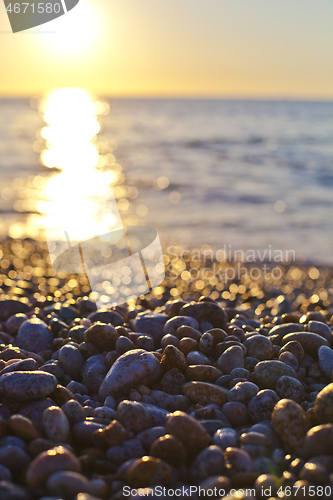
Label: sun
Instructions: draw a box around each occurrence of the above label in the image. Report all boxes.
[42,0,100,55]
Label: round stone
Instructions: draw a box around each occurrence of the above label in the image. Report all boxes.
[117,400,152,435]
[165,411,211,457]
[272,399,308,453]
[42,407,70,443]
[314,383,333,424]
[59,344,84,380]
[0,371,57,402]
[216,345,244,374]
[243,335,274,361]
[247,390,280,423]
[254,360,297,389]
[17,319,54,353]
[275,376,305,403]
[183,381,229,406]
[318,346,333,380]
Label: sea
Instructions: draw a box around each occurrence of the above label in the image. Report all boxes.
[1,96,333,264]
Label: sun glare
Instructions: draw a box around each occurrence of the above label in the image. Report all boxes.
[43,1,100,55]
[37,88,123,262]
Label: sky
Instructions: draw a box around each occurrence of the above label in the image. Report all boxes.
[0,0,332,97]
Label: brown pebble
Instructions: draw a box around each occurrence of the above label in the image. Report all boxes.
[126,456,173,488]
[165,411,211,457]
[150,434,187,465]
[8,414,41,442]
[272,399,308,453]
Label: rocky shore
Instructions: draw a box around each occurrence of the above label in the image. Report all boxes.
[0,238,333,500]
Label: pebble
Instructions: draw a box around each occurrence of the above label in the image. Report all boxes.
[0,481,29,500]
[26,446,81,488]
[83,322,119,351]
[275,376,305,403]
[243,335,274,361]
[185,364,222,382]
[161,345,187,372]
[137,427,165,450]
[247,390,280,423]
[190,445,225,482]
[0,464,12,481]
[199,332,214,355]
[229,381,259,404]
[179,301,227,329]
[46,471,96,498]
[318,345,333,379]
[216,345,244,374]
[213,428,238,449]
[165,411,211,457]
[16,318,54,353]
[132,312,168,345]
[139,403,169,426]
[272,399,308,453]
[150,434,187,465]
[62,400,85,425]
[99,349,162,401]
[163,316,199,335]
[19,398,54,426]
[222,401,248,427]
[183,381,229,406]
[0,358,38,375]
[224,447,253,472]
[58,344,84,380]
[313,382,333,424]
[8,414,41,442]
[81,354,108,394]
[0,299,30,322]
[281,332,329,356]
[125,456,173,488]
[305,320,332,343]
[303,424,333,457]
[117,400,152,434]
[42,407,70,443]
[186,350,210,366]
[93,419,127,447]
[0,371,57,401]
[87,309,124,326]
[279,340,305,364]
[254,360,297,389]
[160,367,186,394]
[0,445,31,474]
[178,337,198,355]
[5,313,28,335]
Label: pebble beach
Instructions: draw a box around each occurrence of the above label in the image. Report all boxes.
[0,238,333,499]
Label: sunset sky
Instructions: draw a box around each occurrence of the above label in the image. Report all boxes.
[0,0,332,97]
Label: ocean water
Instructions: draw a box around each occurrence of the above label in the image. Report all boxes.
[1,97,333,264]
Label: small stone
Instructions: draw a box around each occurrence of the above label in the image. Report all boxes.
[0,371,57,401]
[199,333,214,355]
[0,481,28,500]
[137,427,165,450]
[160,334,179,349]
[99,349,162,401]
[19,398,54,426]
[150,434,187,465]
[5,314,28,335]
[185,365,222,383]
[165,411,211,457]
[160,368,186,395]
[132,312,168,346]
[117,400,152,434]
[72,421,106,445]
[59,344,84,380]
[26,446,81,488]
[42,407,70,443]
[314,383,333,424]
[213,428,238,449]
[186,350,211,366]
[176,326,202,342]
[62,400,85,426]
[216,345,244,374]
[88,309,124,326]
[179,337,198,356]
[81,354,108,394]
[0,299,30,322]
[0,358,38,375]
[0,464,12,481]
[190,445,225,482]
[279,341,305,365]
[183,381,229,406]
[163,316,199,335]
[126,456,173,488]
[254,474,278,498]
[222,402,248,427]
[243,335,274,361]
[305,320,332,342]
[281,332,329,356]
[254,360,297,389]
[136,336,155,351]
[303,424,333,457]
[224,447,253,472]
[229,382,259,404]
[179,302,227,329]
[161,345,187,373]
[83,322,119,351]
[7,414,41,442]
[275,376,305,403]
[272,399,308,453]
[140,403,170,427]
[46,471,96,498]
[17,318,54,353]
[278,351,298,371]
[93,419,127,447]
[115,336,136,354]
[318,346,333,379]
[247,389,280,423]
[0,445,31,474]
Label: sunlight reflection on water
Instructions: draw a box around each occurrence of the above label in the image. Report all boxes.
[35,88,125,262]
